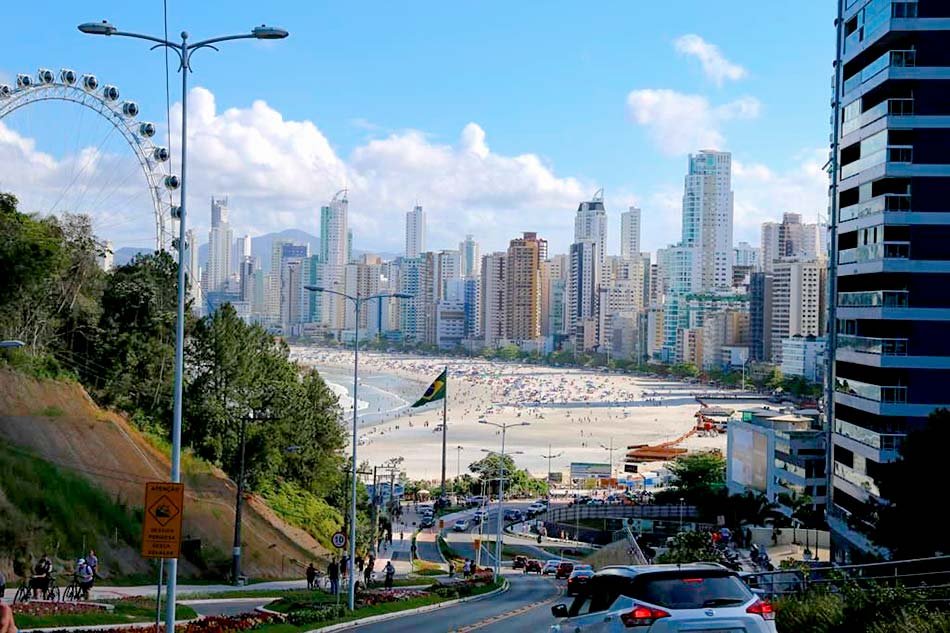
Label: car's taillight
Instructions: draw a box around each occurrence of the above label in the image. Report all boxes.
[620,604,670,627]
[746,598,775,621]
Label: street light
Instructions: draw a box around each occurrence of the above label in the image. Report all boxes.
[478,420,529,582]
[600,438,618,489]
[455,445,464,493]
[305,285,411,609]
[540,444,563,491]
[78,19,288,633]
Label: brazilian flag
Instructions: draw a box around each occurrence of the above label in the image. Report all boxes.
[412,369,447,407]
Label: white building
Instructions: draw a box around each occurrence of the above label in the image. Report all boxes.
[319,190,349,330]
[344,261,382,330]
[405,204,425,258]
[436,250,462,299]
[781,336,826,382]
[206,196,233,293]
[459,234,480,278]
[734,241,760,268]
[436,300,466,349]
[682,151,733,291]
[232,234,251,276]
[771,259,825,364]
[620,206,641,261]
[574,190,608,269]
[569,240,601,350]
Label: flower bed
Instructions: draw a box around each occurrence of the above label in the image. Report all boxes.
[13,602,104,616]
[34,612,279,633]
[358,589,429,607]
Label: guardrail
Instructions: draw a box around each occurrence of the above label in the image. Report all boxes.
[543,504,699,524]
[743,554,950,598]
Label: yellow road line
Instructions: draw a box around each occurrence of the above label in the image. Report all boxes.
[453,580,561,632]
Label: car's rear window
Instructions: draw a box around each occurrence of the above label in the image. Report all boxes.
[628,573,752,610]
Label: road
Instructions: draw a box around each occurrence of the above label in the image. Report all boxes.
[181,598,277,617]
[350,572,563,633]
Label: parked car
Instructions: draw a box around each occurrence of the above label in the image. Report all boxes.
[452,519,470,532]
[524,559,543,574]
[513,555,528,569]
[542,559,561,575]
[555,561,575,579]
[567,567,595,596]
[549,563,777,633]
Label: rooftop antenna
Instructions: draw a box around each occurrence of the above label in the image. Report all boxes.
[592,187,604,202]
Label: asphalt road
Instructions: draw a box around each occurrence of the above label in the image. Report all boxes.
[182,598,276,617]
[349,573,563,633]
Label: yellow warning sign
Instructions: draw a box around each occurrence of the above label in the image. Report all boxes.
[141,482,184,559]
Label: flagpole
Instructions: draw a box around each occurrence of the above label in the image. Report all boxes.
[440,365,448,501]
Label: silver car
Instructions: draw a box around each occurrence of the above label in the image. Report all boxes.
[550,563,777,633]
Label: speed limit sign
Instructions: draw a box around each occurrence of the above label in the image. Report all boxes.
[331,531,347,549]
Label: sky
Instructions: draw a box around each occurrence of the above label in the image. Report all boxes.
[0,0,836,256]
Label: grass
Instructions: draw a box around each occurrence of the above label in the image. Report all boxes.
[437,536,466,562]
[37,405,64,417]
[256,581,504,633]
[16,600,198,629]
[179,579,435,602]
[0,439,141,559]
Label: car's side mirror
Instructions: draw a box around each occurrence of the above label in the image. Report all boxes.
[551,604,569,618]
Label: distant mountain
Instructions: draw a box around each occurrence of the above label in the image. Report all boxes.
[113,246,153,266]
[116,229,397,273]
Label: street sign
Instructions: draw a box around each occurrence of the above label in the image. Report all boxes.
[141,482,184,559]
[331,531,347,549]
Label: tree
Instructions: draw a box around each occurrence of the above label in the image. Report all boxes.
[655,531,728,565]
[665,453,725,502]
[875,409,950,557]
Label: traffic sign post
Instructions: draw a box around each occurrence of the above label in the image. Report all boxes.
[142,482,185,559]
[331,531,347,549]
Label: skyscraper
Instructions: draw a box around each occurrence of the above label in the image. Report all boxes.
[206,196,233,293]
[770,259,824,364]
[827,0,947,560]
[569,240,601,350]
[480,252,508,347]
[405,205,425,258]
[435,250,462,299]
[506,232,545,342]
[620,207,641,260]
[574,190,608,268]
[319,190,349,330]
[460,234,481,277]
[232,234,251,276]
[681,150,733,291]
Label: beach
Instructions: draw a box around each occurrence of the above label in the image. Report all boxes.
[291,347,753,482]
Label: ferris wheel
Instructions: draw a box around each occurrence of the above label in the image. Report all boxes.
[0,67,181,251]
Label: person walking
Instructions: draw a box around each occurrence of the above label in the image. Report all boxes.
[306,563,316,590]
[327,558,340,596]
[86,550,99,578]
[462,559,471,578]
[448,559,455,578]
[383,561,395,590]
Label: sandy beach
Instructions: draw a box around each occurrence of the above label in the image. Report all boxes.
[291,347,754,482]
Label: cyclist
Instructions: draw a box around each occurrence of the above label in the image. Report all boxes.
[76,558,95,601]
[30,553,52,600]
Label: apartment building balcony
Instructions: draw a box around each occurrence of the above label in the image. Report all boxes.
[834,376,907,404]
[841,97,914,138]
[839,193,910,224]
[834,461,882,499]
[843,2,920,64]
[838,240,910,265]
[834,418,905,463]
[837,334,908,356]
[842,49,915,96]
[837,290,908,308]
[841,145,912,180]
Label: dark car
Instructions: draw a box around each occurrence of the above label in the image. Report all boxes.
[513,555,528,569]
[566,567,594,595]
[524,559,543,574]
[555,561,575,579]
[419,516,435,528]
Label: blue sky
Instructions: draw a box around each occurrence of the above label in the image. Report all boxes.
[0,0,835,255]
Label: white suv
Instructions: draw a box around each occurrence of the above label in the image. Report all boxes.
[550,564,776,632]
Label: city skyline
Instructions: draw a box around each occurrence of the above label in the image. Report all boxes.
[0,2,833,256]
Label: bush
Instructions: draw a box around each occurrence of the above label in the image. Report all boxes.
[285,605,347,625]
[774,591,844,633]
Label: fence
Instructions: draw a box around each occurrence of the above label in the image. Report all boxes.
[742,554,950,599]
[543,503,699,524]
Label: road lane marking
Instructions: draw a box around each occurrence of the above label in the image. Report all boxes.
[452,580,560,632]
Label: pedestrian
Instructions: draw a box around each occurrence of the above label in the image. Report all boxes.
[448,559,455,578]
[1,604,18,633]
[462,559,471,578]
[306,563,317,590]
[327,558,340,596]
[86,549,99,578]
[363,562,373,587]
[356,555,365,573]
[383,561,395,589]
[76,558,95,601]
[340,555,349,582]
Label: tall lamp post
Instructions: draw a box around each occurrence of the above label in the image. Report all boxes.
[600,438,618,488]
[306,286,411,609]
[77,20,288,633]
[540,444,563,490]
[478,420,529,582]
[455,445,464,493]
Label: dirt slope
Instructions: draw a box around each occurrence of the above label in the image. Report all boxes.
[0,368,329,579]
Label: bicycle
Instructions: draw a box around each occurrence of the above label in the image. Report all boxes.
[13,575,59,603]
[63,577,84,601]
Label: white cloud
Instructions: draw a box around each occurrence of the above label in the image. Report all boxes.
[732,148,829,243]
[673,34,747,86]
[625,89,761,156]
[0,87,589,253]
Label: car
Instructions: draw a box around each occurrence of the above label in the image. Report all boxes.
[524,559,543,574]
[549,563,777,633]
[419,516,435,528]
[513,555,528,569]
[542,559,561,575]
[474,509,490,522]
[527,502,547,514]
[504,509,524,522]
[566,567,595,595]
[452,519,470,532]
[555,561,575,579]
